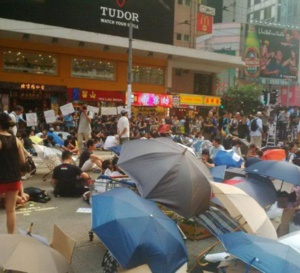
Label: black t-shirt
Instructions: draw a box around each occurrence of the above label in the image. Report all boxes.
[52,163,82,196]
[79,150,91,168]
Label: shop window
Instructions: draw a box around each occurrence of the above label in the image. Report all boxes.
[3,50,57,75]
[176,33,182,40]
[184,34,190,42]
[132,65,165,85]
[71,58,115,81]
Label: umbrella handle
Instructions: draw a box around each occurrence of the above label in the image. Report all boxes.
[195,241,220,267]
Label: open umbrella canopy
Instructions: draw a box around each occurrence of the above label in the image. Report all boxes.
[246,160,300,185]
[0,234,73,273]
[214,150,244,168]
[118,137,212,218]
[223,174,277,208]
[218,231,300,273]
[261,149,286,161]
[92,188,188,273]
[278,231,300,253]
[33,144,62,171]
[210,182,277,239]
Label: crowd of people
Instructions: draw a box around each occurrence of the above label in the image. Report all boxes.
[2,102,300,234]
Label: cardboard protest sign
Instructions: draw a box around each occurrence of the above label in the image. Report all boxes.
[60,103,75,116]
[44,110,56,124]
[26,113,38,127]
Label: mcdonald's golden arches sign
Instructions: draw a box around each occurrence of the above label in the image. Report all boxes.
[197,13,213,33]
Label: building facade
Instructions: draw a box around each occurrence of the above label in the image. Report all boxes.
[0,0,243,116]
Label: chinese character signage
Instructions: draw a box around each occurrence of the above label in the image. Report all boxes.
[204,96,221,106]
[132,93,172,108]
[0,0,174,45]
[79,89,125,103]
[244,24,300,84]
[179,94,204,106]
[197,13,213,34]
[172,94,221,107]
[20,83,45,90]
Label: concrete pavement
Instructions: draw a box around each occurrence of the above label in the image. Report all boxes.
[0,151,222,273]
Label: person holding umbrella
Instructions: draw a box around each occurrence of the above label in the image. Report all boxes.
[0,112,26,233]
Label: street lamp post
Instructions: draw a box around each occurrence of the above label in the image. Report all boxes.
[127,22,133,118]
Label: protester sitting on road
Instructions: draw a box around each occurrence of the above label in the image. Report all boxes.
[62,135,78,154]
[79,139,103,172]
[21,132,36,155]
[51,150,90,197]
[201,148,215,168]
[231,138,242,157]
[209,136,225,160]
[43,135,55,148]
[246,143,258,158]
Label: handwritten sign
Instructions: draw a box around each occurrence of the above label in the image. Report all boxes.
[101,107,117,115]
[87,105,99,115]
[26,113,38,127]
[44,110,56,124]
[60,103,75,116]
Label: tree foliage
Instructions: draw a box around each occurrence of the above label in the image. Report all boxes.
[221,84,263,116]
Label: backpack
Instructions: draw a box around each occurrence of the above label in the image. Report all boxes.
[250,118,258,131]
[24,187,51,203]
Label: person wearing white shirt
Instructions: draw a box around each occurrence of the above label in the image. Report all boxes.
[249,112,263,148]
[9,105,24,136]
[209,136,225,160]
[77,104,93,154]
[117,110,130,144]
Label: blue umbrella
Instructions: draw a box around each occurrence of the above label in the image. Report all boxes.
[218,231,300,273]
[210,165,227,182]
[246,160,300,185]
[108,145,122,156]
[214,150,244,168]
[92,188,188,273]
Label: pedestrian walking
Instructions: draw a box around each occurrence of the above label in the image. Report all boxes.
[0,112,26,233]
[249,111,263,148]
[77,104,93,154]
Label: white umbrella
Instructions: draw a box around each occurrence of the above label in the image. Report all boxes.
[0,234,73,273]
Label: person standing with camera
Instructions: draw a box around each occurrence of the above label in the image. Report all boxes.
[77,104,93,154]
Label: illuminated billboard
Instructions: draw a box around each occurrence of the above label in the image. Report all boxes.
[244,24,299,85]
[0,0,175,45]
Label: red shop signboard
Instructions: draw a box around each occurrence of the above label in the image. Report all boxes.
[79,89,125,103]
[132,92,173,108]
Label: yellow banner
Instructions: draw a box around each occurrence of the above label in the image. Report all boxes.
[203,96,221,106]
[180,94,203,106]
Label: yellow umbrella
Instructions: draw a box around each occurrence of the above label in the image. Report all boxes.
[211,182,277,240]
[30,135,43,144]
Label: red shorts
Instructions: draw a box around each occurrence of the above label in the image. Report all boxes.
[0,181,22,193]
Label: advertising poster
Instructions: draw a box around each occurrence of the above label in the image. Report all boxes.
[244,24,300,85]
[26,113,38,127]
[0,0,175,45]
